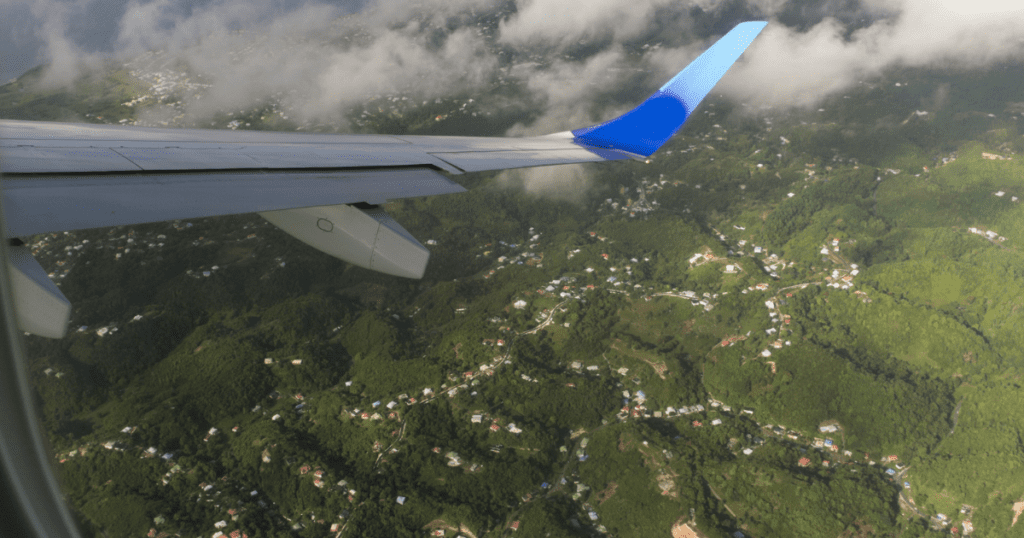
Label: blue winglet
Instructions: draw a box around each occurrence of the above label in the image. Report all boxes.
[571,21,767,157]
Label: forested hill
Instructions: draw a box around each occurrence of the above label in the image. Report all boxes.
[8,59,1024,538]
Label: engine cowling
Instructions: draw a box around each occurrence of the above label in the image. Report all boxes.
[7,245,71,338]
[259,203,429,279]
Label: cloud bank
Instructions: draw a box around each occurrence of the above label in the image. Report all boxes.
[5,0,1024,135]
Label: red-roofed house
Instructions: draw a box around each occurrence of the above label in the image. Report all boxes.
[511,521,521,531]
[798,457,811,467]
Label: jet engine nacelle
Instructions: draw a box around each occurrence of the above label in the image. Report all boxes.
[259,203,429,279]
[7,245,71,339]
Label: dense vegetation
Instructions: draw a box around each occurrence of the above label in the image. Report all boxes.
[9,54,1024,538]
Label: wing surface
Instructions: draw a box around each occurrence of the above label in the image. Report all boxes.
[0,21,765,337]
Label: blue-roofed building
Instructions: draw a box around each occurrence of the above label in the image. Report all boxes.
[541,482,550,489]
[579,454,589,462]
[886,468,896,475]
[824,439,833,446]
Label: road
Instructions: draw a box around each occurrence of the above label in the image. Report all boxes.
[522,299,571,335]
[356,297,577,536]
[950,399,963,435]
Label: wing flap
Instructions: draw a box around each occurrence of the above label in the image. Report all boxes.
[429,147,630,173]
[2,168,464,237]
[0,145,142,174]
[1,142,464,175]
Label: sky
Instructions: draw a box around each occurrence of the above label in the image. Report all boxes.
[3,0,1024,132]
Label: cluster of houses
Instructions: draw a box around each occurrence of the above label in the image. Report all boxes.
[993,190,1020,202]
[688,248,721,267]
[601,178,665,218]
[931,504,976,535]
[37,230,166,281]
[35,222,259,296]
[118,58,212,127]
[186,265,223,279]
[725,237,791,281]
[465,408,524,435]
[59,420,314,536]
[42,367,66,379]
[968,227,1006,243]
[655,289,718,311]
[342,396,407,422]
[479,229,544,277]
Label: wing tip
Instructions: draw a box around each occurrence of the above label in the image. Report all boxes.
[569,21,767,157]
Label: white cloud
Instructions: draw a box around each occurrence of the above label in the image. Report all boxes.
[496,163,592,203]
[506,47,632,135]
[696,0,1024,109]
[109,0,501,126]
[499,0,678,48]
[26,0,105,88]
[10,0,1024,136]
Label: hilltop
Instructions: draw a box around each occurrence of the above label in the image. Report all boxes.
[8,58,1024,538]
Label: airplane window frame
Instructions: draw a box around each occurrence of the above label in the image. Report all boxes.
[0,171,83,538]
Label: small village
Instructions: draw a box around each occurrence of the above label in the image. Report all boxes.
[34,153,1015,536]
[14,31,1024,533]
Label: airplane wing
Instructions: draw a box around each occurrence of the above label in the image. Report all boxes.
[0,21,766,338]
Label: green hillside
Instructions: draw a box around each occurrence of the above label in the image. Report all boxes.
[9,58,1024,538]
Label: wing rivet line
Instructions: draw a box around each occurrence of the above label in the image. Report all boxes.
[316,218,334,232]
